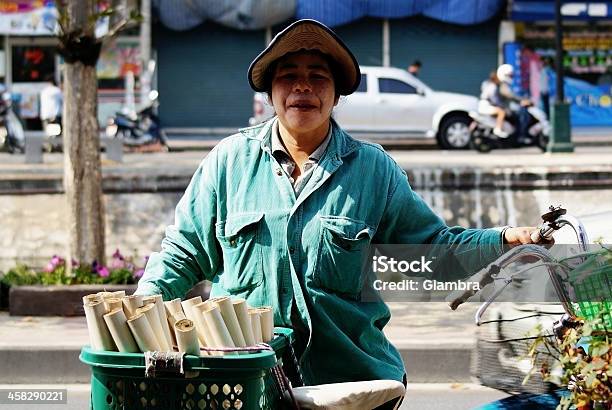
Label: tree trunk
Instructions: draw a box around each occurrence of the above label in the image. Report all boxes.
[62,0,106,269]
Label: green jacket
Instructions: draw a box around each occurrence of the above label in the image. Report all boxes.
[136,118,504,385]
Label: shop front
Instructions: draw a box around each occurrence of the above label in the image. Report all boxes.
[0,1,146,129]
[503,0,612,126]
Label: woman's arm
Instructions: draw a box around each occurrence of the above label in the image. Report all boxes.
[135,152,222,300]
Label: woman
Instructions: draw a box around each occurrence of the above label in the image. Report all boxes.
[136,19,544,408]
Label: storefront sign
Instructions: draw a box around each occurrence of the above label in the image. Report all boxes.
[0,1,58,35]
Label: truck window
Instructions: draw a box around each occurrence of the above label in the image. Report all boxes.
[378,78,417,94]
[356,74,367,93]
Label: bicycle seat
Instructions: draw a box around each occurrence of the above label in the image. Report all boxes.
[285,379,406,410]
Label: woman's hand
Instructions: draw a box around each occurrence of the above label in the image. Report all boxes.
[503,226,554,246]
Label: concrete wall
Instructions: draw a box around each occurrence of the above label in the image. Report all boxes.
[1,189,610,271]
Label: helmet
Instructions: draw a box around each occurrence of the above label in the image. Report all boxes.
[497,64,514,84]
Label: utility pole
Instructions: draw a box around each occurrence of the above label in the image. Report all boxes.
[547,0,574,153]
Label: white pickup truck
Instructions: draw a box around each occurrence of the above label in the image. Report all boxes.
[249,65,479,149]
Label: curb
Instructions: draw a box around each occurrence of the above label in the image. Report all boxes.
[0,345,472,384]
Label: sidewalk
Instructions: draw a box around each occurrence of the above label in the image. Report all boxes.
[0,302,478,384]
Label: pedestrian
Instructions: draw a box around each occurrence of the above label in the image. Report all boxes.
[407,60,422,76]
[135,19,547,409]
[39,74,62,127]
[539,58,552,119]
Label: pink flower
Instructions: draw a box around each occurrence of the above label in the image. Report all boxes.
[44,255,65,272]
[133,269,144,279]
[97,267,110,278]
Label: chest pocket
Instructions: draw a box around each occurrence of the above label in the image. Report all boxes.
[215,212,264,293]
[315,216,375,297]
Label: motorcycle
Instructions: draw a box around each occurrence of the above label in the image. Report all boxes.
[105,90,169,151]
[42,117,63,152]
[469,101,550,153]
[0,88,25,154]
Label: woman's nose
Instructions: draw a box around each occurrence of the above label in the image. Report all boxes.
[292,76,312,92]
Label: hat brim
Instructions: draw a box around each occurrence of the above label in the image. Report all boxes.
[248,19,360,96]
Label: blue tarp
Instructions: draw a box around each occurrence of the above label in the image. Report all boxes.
[152,0,296,31]
[296,0,505,27]
[153,0,505,31]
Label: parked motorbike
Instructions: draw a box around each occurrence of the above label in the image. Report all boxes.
[0,88,25,154]
[469,102,550,153]
[105,90,169,151]
[42,117,62,152]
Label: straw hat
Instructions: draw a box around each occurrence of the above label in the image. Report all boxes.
[248,19,360,95]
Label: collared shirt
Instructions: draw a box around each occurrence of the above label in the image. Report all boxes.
[137,117,505,385]
[271,119,332,197]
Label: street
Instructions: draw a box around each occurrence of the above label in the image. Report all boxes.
[0,383,509,410]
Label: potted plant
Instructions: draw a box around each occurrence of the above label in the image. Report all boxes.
[2,249,146,316]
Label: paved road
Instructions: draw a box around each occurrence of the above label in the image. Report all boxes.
[0,383,509,410]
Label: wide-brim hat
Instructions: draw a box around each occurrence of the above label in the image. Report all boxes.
[248,19,360,95]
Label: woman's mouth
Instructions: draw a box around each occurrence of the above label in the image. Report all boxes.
[288,102,317,111]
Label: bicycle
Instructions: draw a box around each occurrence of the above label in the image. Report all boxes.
[446,207,611,410]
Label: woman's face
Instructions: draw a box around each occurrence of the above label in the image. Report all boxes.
[270,52,339,138]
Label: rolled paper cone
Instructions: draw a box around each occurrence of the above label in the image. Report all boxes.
[248,309,263,344]
[104,297,123,312]
[143,295,174,351]
[122,295,143,318]
[103,307,139,353]
[135,304,171,351]
[181,297,207,347]
[232,298,255,346]
[200,303,235,354]
[127,313,160,352]
[83,300,117,351]
[82,293,102,305]
[210,296,246,348]
[174,319,200,356]
[256,307,274,343]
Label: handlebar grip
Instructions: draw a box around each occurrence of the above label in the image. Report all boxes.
[446,264,499,310]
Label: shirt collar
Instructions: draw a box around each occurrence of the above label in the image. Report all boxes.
[271,118,332,162]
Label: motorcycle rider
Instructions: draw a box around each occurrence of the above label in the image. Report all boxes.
[495,64,532,142]
[478,70,507,137]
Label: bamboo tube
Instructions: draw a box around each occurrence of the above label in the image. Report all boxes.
[122,295,144,318]
[181,297,208,348]
[233,298,256,346]
[164,298,185,318]
[110,290,126,298]
[253,306,274,343]
[104,297,123,312]
[82,293,102,305]
[135,304,171,351]
[103,307,139,353]
[174,319,200,356]
[200,302,235,354]
[210,296,246,348]
[83,300,117,351]
[143,295,174,350]
[127,313,160,352]
[248,309,263,343]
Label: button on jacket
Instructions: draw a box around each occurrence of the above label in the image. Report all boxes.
[136,117,504,385]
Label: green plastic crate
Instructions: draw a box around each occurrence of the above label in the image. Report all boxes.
[562,250,612,333]
[80,327,294,410]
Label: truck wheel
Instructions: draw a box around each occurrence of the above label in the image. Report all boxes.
[438,114,471,150]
